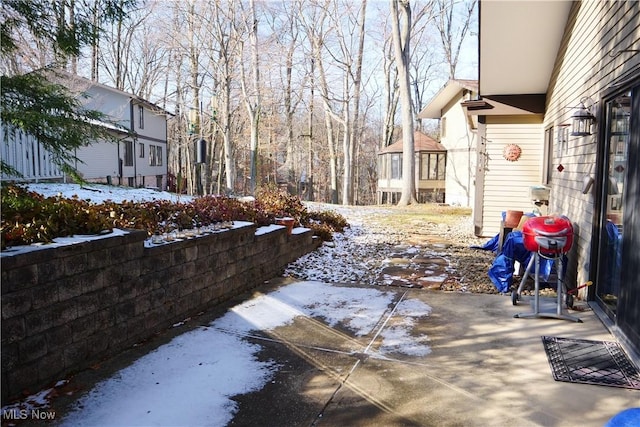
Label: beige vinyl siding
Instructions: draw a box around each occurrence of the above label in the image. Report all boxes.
[481,118,544,236]
[544,1,639,288]
[441,93,477,207]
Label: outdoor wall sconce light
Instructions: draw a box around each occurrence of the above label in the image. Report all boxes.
[611,95,630,135]
[570,97,596,136]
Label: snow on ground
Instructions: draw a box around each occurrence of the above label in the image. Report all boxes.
[3,184,433,426]
[55,281,431,427]
[25,183,194,204]
[0,184,192,257]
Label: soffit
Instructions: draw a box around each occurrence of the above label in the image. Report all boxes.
[479,0,572,96]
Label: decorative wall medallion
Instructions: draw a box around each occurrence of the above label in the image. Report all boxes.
[503,144,522,162]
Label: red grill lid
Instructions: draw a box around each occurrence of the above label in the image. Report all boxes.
[522,215,573,253]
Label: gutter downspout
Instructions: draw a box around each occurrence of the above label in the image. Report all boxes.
[130,99,137,187]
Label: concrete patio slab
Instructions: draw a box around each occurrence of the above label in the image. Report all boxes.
[226,280,639,427]
[17,279,638,427]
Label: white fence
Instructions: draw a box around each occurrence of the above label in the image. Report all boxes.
[1,126,63,181]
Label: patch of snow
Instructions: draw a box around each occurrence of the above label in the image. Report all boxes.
[378,326,432,357]
[59,330,275,427]
[54,281,432,426]
[255,224,283,235]
[1,228,130,257]
[26,183,194,204]
[418,275,449,283]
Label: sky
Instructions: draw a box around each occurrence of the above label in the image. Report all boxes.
[2,183,434,426]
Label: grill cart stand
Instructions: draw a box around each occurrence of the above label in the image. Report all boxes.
[512,215,582,323]
[513,251,581,322]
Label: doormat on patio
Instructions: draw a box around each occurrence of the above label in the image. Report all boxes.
[541,336,640,390]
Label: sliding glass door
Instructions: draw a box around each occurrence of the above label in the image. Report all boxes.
[595,82,640,351]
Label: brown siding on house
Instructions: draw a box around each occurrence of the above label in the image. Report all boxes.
[544,1,639,288]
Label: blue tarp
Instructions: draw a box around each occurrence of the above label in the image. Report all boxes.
[470,234,499,252]
[474,231,557,293]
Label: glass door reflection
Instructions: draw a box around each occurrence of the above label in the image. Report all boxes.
[596,91,630,317]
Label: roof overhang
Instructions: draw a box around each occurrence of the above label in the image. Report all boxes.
[479,1,572,96]
[461,94,546,129]
[418,80,478,119]
[462,94,546,115]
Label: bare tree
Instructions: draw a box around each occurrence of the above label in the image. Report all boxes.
[409,2,439,131]
[435,0,476,79]
[263,1,306,188]
[82,0,138,82]
[381,26,400,149]
[347,0,367,204]
[390,0,417,205]
[298,0,340,203]
[96,0,149,90]
[237,0,262,194]
[23,0,477,204]
[378,1,438,143]
[328,1,368,205]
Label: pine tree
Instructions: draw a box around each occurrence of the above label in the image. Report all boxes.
[0,0,136,180]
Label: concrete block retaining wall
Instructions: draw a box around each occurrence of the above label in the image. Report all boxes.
[0,223,320,404]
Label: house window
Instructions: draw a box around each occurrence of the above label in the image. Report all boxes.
[429,154,438,180]
[138,143,144,158]
[378,156,385,178]
[149,145,155,166]
[420,153,429,179]
[420,153,446,180]
[441,117,447,138]
[124,140,133,166]
[391,154,402,179]
[544,127,554,185]
[437,154,445,180]
[138,105,144,129]
[149,145,163,166]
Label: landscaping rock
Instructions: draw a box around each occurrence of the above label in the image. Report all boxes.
[285,206,499,294]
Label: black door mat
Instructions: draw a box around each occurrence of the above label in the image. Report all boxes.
[541,336,640,390]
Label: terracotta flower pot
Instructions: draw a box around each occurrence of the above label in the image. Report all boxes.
[275,217,295,234]
[505,210,524,228]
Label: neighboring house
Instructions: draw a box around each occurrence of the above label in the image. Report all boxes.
[377,131,446,204]
[418,79,478,208]
[1,70,170,190]
[476,1,639,359]
[419,79,548,235]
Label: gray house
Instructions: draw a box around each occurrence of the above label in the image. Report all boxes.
[2,70,170,190]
